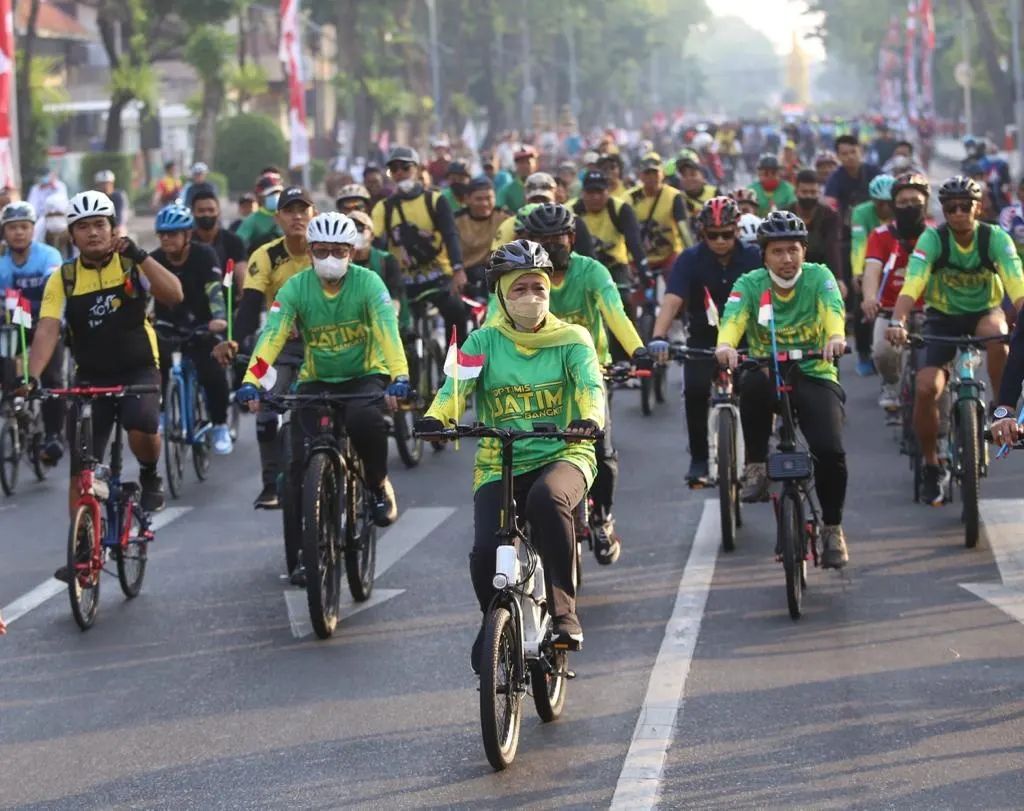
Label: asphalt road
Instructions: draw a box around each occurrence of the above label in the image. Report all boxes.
[1,358,1024,810]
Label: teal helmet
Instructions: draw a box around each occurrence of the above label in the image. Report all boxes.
[868,173,895,202]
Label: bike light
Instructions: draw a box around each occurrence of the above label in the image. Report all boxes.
[494,545,518,589]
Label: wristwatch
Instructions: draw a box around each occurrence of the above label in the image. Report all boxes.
[888,319,905,328]
[993,405,1015,421]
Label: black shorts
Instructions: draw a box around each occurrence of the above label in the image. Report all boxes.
[68,367,161,474]
[922,308,1004,368]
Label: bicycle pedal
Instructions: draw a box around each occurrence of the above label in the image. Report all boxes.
[687,481,706,490]
[562,670,576,680]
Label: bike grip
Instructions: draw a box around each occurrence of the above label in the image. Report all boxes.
[634,369,653,378]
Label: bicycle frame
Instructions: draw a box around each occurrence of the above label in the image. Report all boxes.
[170,352,213,447]
[707,367,745,485]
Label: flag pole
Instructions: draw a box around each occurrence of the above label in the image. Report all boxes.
[451,326,460,451]
[225,258,234,343]
[19,320,26,385]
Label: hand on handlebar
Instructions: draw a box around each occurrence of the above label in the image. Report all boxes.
[648,337,670,364]
[13,376,38,398]
[886,321,908,346]
[213,340,239,368]
[565,418,600,442]
[715,344,739,370]
[823,336,847,363]
[413,416,447,442]
[991,417,1022,450]
[236,383,261,413]
[385,376,410,412]
[632,347,655,372]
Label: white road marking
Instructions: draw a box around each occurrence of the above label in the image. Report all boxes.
[610,500,720,811]
[282,506,455,638]
[0,506,192,627]
[962,498,1024,624]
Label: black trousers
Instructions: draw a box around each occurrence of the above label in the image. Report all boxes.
[590,399,617,520]
[158,340,230,424]
[256,341,303,487]
[471,461,587,619]
[683,355,717,462]
[738,368,848,526]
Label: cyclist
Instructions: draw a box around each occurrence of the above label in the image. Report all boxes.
[737,212,762,248]
[235,212,409,539]
[417,239,605,666]
[236,173,284,252]
[716,211,849,567]
[26,191,184,532]
[491,173,562,247]
[335,183,371,216]
[229,192,257,233]
[440,161,471,212]
[630,153,690,265]
[151,161,181,209]
[348,210,404,306]
[182,162,214,207]
[36,194,74,260]
[861,173,931,411]
[648,197,763,485]
[789,169,842,284]
[150,204,233,455]
[213,186,316,508]
[371,146,468,343]
[851,174,896,378]
[596,152,630,202]
[495,144,539,212]
[455,177,510,298]
[732,188,759,218]
[675,150,718,230]
[190,187,247,293]
[887,175,1024,506]
[0,202,66,462]
[750,154,796,217]
[813,150,839,185]
[92,170,128,236]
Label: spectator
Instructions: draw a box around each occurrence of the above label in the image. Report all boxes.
[182,162,214,207]
[27,169,68,217]
[93,170,129,235]
[153,161,182,208]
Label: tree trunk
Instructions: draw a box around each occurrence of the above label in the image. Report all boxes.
[193,80,224,164]
[17,0,42,177]
[967,0,1013,126]
[97,10,128,152]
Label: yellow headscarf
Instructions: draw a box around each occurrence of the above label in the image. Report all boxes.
[493,269,593,351]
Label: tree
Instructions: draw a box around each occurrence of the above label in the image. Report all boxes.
[96,0,155,151]
[185,25,234,164]
[15,55,69,178]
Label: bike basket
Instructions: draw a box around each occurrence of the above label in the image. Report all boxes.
[767,451,813,481]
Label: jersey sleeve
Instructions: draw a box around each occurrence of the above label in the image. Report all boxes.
[38,270,65,321]
[850,205,871,278]
[816,267,846,337]
[865,228,889,263]
[717,275,751,347]
[242,280,297,384]
[424,329,484,425]
[371,201,388,250]
[365,272,409,379]
[589,259,643,355]
[242,248,271,295]
[900,228,940,302]
[991,226,1024,303]
[566,339,606,427]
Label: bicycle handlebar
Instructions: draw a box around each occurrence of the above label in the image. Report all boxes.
[414,421,604,443]
[40,384,160,399]
[154,321,213,344]
[908,333,1009,348]
[603,361,652,382]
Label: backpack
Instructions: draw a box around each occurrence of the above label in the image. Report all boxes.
[384,191,441,267]
[934,222,997,275]
[572,197,624,234]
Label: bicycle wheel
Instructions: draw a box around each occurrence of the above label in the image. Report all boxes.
[163,378,185,498]
[530,648,569,722]
[480,606,522,771]
[638,311,655,416]
[302,451,343,638]
[344,468,377,602]
[653,364,667,404]
[957,400,981,549]
[67,503,100,630]
[191,384,211,481]
[778,488,804,620]
[29,428,47,482]
[0,418,19,495]
[279,423,301,577]
[116,494,148,598]
[427,338,447,452]
[392,405,423,468]
[718,410,738,553]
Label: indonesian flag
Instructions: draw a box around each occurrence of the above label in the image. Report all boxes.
[0,0,16,189]
[248,356,278,391]
[4,287,16,311]
[756,289,773,327]
[912,249,927,262]
[222,258,234,288]
[269,300,282,315]
[11,295,31,329]
[443,328,484,380]
[704,287,719,327]
[279,0,310,169]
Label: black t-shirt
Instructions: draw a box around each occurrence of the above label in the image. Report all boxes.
[200,227,247,272]
[151,242,222,328]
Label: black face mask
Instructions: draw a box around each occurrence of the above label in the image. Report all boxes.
[194,215,218,231]
[545,243,571,271]
[450,182,469,198]
[894,204,926,238]
[797,196,818,210]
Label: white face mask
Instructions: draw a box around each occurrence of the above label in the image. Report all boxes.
[354,232,371,251]
[505,294,548,329]
[45,216,67,234]
[769,267,802,289]
[396,178,417,194]
[313,255,349,282]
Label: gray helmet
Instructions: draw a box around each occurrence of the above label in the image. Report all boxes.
[486,239,553,292]
[386,146,421,167]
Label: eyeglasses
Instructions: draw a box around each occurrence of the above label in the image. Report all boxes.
[704,230,736,242]
[942,201,974,214]
[353,222,369,233]
[311,245,352,260]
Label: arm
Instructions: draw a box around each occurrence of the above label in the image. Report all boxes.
[567,340,606,428]
[135,254,183,306]
[234,289,266,342]
[849,207,868,279]
[824,209,843,279]
[716,279,750,348]
[366,275,409,379]
[998,317,1024,408]
[861,258,883,307]
[891,229,935,325]
[672,194,695,249]
[371,201,389,252]
[654,254,689,337]
[617,203,648,274]
[424,331,481,424]
[241,289,296,384]
[27,318,61,379]
[592,265,644,355]
[204,276,227,324]
[432,194,463,269]
[382,254,404,301]
[573,218,595,258]
[992,228,1024,309]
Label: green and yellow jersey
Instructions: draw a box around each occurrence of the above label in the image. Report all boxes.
[850,200,888,278]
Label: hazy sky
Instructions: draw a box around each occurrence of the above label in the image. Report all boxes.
[709,0,826,61]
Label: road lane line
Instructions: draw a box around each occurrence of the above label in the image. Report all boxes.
[962,498,1024,624]
[1,506,192,627]
[283,505,455,638]
[610,500,720,811]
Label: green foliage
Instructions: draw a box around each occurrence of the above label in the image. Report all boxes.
[228,63,270,108]
[309,159,327,191]
[204,171,230,200]
[79,152,134,191]
[16,54,69,178]
[212,113,288,192]
[185,25,234,82]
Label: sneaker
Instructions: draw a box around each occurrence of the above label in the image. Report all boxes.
[591,514,622,565]
[821,525,849,569]
[371,478,398,527]
[288,564,306,588]
[686,459,710,487]
[740,462,769,502]
[921,464,950,507]
[40,434,64,465]
[878,383,900,411]
[856,355,877,377]
[139,468,165,513]
[552,613,583,651]
[471,622,485,674]
[254,482,280,509]
[211,424,233,456]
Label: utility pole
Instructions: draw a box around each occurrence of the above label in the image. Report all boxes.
[960,0,974,135]
[426,0,441,132]
[520,0,534,132]
[1011,0,1024,171]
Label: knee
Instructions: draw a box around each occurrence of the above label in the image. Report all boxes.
[915,368,943,400]
[525,479,570,522]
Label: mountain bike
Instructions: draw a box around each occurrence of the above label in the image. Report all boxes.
[45,384,160,630]
[634,275,666,415]
[399,280,447,464]
[415,421,601,771]
[0,324,49,495]
[263,389,388,639]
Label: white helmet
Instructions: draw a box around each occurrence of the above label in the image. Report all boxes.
[738,213,762,246]
[67,191,116,225]
[306,211,358,245]
[691,132,714,152]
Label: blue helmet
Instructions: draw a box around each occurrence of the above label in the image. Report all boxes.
[155,203,194,233]
[868,173,895,201]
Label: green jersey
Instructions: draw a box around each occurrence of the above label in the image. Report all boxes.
[850,200,886,278]
[236,208,282,251]
[718,263,846,383]
[425,322,605,491]
[750,180,797,218]
[496,178,526,213]
[902,223,1024,314]
[243,265,408,385]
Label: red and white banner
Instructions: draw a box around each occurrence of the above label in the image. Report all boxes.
[757,289,773,327]
[918,0,935,119]
[11,295,31,329]
[248,356,278,391]
[0,0,16,188]
[279,0,309,169]
[443,328,484,381]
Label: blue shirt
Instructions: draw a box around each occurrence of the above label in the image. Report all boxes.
[824,163,881,226]
[665,241,763,347]
[0,242,63,318]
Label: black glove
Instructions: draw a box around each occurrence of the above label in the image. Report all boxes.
[13,375,38,398]
[413,416,445,435]
[632,347,655,371]
[117,236,149,264]
[566,419,599,437]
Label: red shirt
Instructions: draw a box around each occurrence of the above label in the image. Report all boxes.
[865,222,928,309]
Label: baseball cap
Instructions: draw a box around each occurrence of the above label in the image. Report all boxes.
[514,144,538,160]
[639,153,663,171]
[348,210,374,232]
[582,170,609,191]
[582,150,600,165]
[386,145,421,166]
[468,176,494,193]
[446,161,469,177]
[277,186,313,209]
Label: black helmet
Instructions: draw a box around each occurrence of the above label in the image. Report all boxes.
[522,203,576,238]
[757,153,780,171]
[756,210,808,247]
[892,172,931,199]
[938,175,982,203]
[486,239,553,292]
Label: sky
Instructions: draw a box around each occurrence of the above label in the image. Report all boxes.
[708,0,826,61]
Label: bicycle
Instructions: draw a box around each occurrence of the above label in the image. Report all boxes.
[397,281,447,465]
[263,389,386,639]
[672,344,744,552]
[909,333,1008,548]
[413,421,601,771]
[633,274,667,415]
[44,384,160,630]
[0,324,50,494]
[155,321,218,498]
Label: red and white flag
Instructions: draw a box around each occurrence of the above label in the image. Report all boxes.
[279,0,310,170]
[0,0,16,190]
[4,287,17,312]
[757,289,773,327]
[704,287,719,327]
[11,295,31,329]
[443,329,485,380]
[248,356,278,391]
[222,258,234,289]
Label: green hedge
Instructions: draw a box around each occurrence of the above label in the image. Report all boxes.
[79,152,133,192]
[213,113,288,193]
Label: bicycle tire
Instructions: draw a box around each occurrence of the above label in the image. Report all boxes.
[958,400,981,548]
[779,488,804,620]
[480,606,522,771]
[531,647,569,722]
[29,429,47,482]
[392,406,423,468]
[191,384,211,481]
[427,339,447,452]
[718,410,738,552]
[116,496,148,598]
[653,364,667,404]
[638,312,655,416]
[0,419,19,495]
[279,423,301,577]
[67,503,100,630]
[344,465,376,602]
[302,451,343,638]
[163,378,185,499]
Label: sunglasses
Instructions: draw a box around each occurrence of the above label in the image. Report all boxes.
[353,222,369,233]
[311,245,352,260]
[942,201,974,214]
[704,230,736,242]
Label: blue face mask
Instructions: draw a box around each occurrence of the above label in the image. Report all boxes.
[263,193,280,213]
